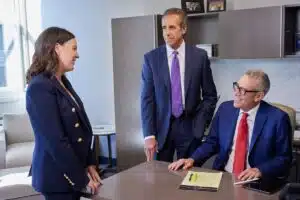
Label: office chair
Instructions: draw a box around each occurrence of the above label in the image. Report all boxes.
[271,103,298,182]
[279,183,300,200]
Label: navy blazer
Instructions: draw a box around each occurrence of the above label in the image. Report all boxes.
[26,73,96,193]
[191,101,293,178]
[141,45,218,149]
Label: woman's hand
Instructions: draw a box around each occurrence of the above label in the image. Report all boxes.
[87,165,102,184]
[87,173,100,194]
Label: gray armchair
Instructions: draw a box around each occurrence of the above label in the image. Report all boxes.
[0,113,34,169]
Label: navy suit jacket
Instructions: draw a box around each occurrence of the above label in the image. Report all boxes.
[191,100,293,178]
[141,44,218,149]
[26,73,96,193]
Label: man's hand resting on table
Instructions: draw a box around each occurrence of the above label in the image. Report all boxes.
[238,168,262,181]
[144,138,158,161]
[168,158,195,171]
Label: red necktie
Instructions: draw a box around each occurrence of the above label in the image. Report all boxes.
[233,112,248,175]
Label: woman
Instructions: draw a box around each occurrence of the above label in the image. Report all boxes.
[26,27,101,200]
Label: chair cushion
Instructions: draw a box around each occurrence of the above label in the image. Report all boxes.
[0,166,40,199]
[3,113,34,145]
[5,142,34,168]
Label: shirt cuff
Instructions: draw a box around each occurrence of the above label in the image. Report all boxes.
[144,135,155,140]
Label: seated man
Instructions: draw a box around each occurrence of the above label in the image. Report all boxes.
[169,69,292,181]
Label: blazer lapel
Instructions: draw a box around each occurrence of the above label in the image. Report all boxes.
[52,77,79,109]
[63,77,93,133]
[184,45,192,100]
[52,77,92,133]
[67,88,92,133]
[160,46,171,96]
[249,103,267,153]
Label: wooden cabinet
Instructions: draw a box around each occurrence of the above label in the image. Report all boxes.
[218,6,283,59]
[186,13,219,58]
[112,15,162,171]
[186,13,219,45]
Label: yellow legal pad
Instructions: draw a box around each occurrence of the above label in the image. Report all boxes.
[179,171,223,191]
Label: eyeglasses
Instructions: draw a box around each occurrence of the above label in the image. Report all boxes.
[233,82,262,95]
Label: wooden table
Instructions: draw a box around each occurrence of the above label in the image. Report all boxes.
[93,161,281,200]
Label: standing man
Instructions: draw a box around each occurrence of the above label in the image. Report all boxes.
[141,8,218,162]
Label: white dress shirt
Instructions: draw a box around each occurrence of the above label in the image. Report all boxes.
[166,41,186,107]
[224,103,260,173]
[145,41,186,141]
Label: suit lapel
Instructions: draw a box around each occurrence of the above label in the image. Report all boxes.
[225,107,240,152]
[160,46,171,96]
[52,77,92,133]
[249,102,267,153]
[184,45,193,100]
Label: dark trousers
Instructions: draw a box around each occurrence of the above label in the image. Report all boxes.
[156,115,202,162]
[42,192,82,200]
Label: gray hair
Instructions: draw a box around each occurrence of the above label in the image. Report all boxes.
[245,69,270,95]
[162,8,187,28]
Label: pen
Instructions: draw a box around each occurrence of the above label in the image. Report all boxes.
[234,177,259,185]
[189,173,193,182]
[194,173,198,182]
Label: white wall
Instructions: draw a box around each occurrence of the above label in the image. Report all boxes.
[22,0,300,159]
[211,59,300,111]
[23,0,247,127]
[6,0,298,120]
[25,0,183,127]
[25,0,184,158]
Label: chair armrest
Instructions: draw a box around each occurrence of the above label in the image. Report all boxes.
[0,127,6,169]
[279,183,300,200]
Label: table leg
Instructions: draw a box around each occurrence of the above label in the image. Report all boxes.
[107,135,113,168]
[94,135,100,172]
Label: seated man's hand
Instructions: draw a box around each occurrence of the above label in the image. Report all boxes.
[238,168,262,181]
[168,158,194,171]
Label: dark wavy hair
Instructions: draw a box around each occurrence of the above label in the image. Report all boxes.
[26,27,75,83]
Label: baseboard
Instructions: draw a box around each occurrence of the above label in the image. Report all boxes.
[98,156,117,167]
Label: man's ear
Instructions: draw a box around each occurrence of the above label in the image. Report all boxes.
[182,26,187,35]
[255,92,265,102]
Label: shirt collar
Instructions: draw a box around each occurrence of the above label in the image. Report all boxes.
[239,103,260,120]
[166,40,185,57]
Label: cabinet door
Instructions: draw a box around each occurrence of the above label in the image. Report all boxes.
[218,6,283,59]
[112,15,160,171]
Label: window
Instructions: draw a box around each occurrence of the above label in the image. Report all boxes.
[0,0,29,93]
[0,24,6,87]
